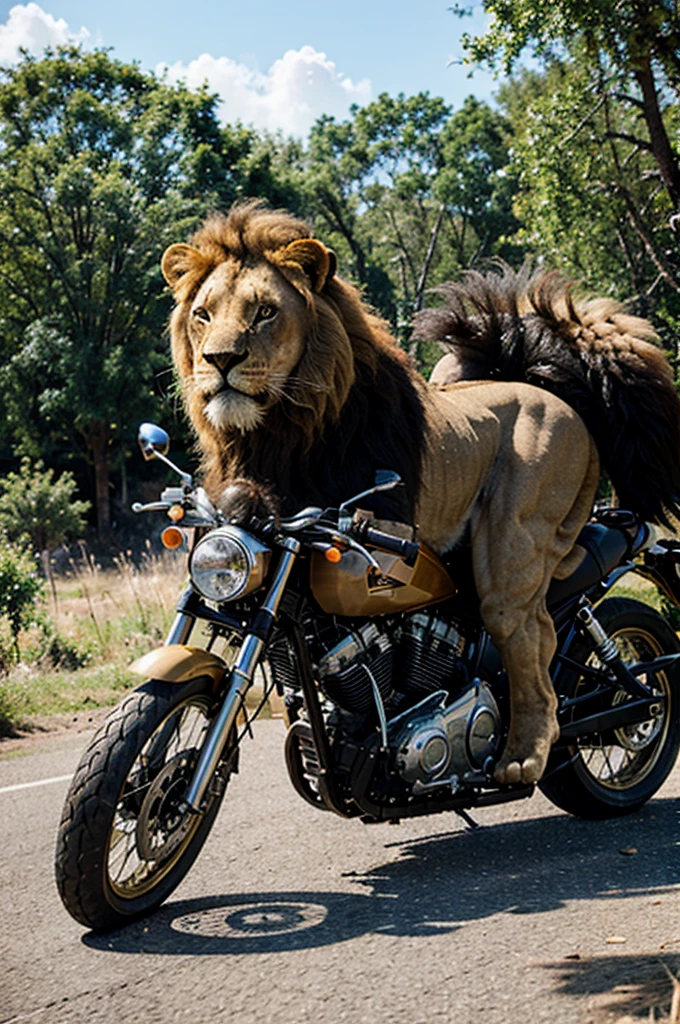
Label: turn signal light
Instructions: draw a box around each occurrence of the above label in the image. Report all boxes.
[324,546,342,564]
[161,526,185,550]
[168,504,185,522]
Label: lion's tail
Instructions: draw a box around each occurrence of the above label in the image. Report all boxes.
[412,265,680,525]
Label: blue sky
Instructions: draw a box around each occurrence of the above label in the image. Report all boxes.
[0,2,503,135]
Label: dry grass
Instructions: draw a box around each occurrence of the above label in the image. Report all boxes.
[0,543,187,733]
[54,541,185,661]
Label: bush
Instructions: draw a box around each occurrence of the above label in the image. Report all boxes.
[28,618,92,671]
[0,540,43,662]
[0,459,89,554]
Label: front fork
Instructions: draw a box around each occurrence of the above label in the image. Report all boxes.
[182,537,301,814]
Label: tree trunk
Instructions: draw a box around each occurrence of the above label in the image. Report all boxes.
[414,204,446,313]
[83,421,111,540]
[409,204,446,361]
[635,58,680,210]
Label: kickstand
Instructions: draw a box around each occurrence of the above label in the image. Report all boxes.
[455,808,480,831]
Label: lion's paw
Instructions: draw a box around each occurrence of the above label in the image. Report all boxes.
[494,754,546,786]
[219,478,278,524]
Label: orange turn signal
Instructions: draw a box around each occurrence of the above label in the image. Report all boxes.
[324,546,342,564]
[161,526,185,550]
[168,504,185,522]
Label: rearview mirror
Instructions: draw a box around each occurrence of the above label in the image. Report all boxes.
[138,423,170,461]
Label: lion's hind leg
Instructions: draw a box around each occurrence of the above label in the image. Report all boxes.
[474,519,562,786]
[472,418,599,785]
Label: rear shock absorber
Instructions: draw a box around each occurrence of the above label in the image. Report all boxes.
[575,603,651,699]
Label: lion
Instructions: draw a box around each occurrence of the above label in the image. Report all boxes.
[161,201,680,786]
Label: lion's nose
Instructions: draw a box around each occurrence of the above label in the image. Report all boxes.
[203,350,249,377]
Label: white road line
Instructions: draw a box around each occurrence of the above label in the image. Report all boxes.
[0,774,72,795]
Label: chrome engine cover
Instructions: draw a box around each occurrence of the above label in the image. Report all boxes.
[389,680,501,793]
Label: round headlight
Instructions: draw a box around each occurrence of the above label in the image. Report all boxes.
[190,527,271,602]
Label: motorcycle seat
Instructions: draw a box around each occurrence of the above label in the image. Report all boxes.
[546,523,631,607]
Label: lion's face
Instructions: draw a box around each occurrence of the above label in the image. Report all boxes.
[162,231,340,438]
[185,258,309,433]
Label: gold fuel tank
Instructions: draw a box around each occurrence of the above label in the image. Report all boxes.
[310,543,456,617]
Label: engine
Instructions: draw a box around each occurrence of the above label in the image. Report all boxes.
[388,681,501,792]
[270,608,501,798]
[268,609,471,714]
[313,610,471,713]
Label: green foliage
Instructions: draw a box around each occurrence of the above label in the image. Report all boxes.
[659,593,680,631]
[458,0,680,83]
[461,2,680,335]
[28,617,92,671]
[0,458,89,553]
[499,66,673,290]
[305,92,518,343]
[0,47,249,535]
[0,541,43,660]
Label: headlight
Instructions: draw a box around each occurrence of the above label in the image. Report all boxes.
[189,527,271,602]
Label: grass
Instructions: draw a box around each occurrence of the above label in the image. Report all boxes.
[0,542,186,735]
[0,540,280,737]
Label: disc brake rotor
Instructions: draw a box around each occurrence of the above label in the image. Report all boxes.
[135,751,198,862]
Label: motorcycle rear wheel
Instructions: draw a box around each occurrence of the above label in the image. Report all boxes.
[55,677,233,931]
[540,597,680,819]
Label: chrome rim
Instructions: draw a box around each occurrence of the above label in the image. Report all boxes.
[576,626,670,791]
[107,696,215,899]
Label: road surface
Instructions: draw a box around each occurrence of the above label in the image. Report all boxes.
[1,718,679,1024]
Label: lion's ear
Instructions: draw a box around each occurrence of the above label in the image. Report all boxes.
[161,243,207,290]
[270,239,336,293]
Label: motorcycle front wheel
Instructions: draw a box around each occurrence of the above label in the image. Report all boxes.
[540,597,680,818]
[55,676,234,931]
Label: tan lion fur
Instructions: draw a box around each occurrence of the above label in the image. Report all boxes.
[161,202,674,786]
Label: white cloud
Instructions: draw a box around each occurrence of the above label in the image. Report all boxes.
[158,45,371,136]
[0,3,90,63]
[0,8,370,137]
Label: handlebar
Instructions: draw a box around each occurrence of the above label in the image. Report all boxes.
[131,462,420,568]
[132,501,173,514]
[359,525,420,567]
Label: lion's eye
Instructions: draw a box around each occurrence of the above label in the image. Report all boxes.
[192,306,211,324]
[256,304,277,323]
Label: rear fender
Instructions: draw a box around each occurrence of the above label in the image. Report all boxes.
[129,645,228,694]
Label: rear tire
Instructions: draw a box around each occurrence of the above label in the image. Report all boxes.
[55,677,233,931]
[540,597,680,818]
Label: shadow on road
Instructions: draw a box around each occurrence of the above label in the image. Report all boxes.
[539,953,680,1021]
[84,795,680,957]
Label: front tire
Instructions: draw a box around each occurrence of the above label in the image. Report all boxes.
[540,597,680,818]
[55,677,234,931]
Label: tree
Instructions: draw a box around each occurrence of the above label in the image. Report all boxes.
[304,93,518,344]
[457,1,680,335]
[0,541,43,661]
[458,1,680,215]
[0,47,240,537]
[435,96,520,269]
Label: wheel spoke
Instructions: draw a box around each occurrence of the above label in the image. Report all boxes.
[106,695,217,897]
[576,622,671,791]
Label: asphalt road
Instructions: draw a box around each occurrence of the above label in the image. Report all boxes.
[1,718,680,1024]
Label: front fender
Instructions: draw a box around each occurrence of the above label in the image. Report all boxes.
[129,645,228,692]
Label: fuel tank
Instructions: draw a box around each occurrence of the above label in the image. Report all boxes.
[310,543,456,617]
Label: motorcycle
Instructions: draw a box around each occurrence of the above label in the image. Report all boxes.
[55,423,680,931]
